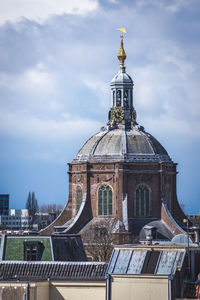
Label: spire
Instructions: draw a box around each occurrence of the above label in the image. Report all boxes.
[108,29,136,129]
[117,29,126,66]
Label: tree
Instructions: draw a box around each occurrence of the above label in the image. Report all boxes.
[26,191,39,227]
[26,192,32,213]
[81,218,118,262]
[39,204,63,215]
[31,192,39,218]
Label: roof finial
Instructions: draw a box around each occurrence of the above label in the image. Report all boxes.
[117,28,127,66]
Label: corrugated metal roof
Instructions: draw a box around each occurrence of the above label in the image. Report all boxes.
[0,261,107,281]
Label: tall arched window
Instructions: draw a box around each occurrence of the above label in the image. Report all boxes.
[123,89,128,107]
[135,185,150,216]
[113,90,115,107]
[130,90,133,106]
[116,90,121,106]
[76,186,82,213]
[98,185,112,216]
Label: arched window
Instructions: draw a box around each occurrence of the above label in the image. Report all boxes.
[130,90,133,106]
[98,185,112,216]
[113,90,115,107]
[116,90,121,106]
[123,89,128,107]
[135,185,150,216]
[76,186,82,213]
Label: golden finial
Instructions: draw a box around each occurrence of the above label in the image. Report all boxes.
[117,28,127,66]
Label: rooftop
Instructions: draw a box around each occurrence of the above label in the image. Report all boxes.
[107,244,200,276]
[0,261,107,281]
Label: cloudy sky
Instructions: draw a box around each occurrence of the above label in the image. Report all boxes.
[0,0,199,214]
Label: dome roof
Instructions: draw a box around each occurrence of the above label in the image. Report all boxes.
[73,126,172,163]
[111,70,133,85]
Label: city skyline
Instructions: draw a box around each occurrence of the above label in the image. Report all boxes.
[0,0,199,213]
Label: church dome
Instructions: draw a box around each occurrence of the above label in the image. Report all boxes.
[73,33,172,164]
[73,126,172,163]
[111,69,133,85]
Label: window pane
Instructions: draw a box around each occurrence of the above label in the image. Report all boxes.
[24,242,41,261]
[116,90,121,106]
[98,190,102,215]
[136,189,139,216]
[140,188,145,216]
[108,190,112,215]
[135,185,150,217]
[145,189,149,215]
[76,187,82,213]
[113,90,115,106]
[103,190,107,215]
[98,185,112,216]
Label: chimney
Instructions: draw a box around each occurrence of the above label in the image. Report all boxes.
[143,225,156,245]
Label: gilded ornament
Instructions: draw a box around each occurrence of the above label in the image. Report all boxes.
[117,28,127,66]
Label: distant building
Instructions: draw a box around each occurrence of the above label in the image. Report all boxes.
[0,209,30,230]
[33,212,57,231]
[0,209,58,232]
[188,214,200,226]
[0,194,9,215]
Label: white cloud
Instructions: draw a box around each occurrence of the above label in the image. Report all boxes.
[108,0,118,3]
[20,63,55,92]
[136,0,163,8]
[83,78,109,108]
[0,0,98,25]
[0,63,61,115]
[84,79,106,93]
[0,109,101,141]
[143,115,200,140]
[163,54,194,79]
[0,63,55,91]
[0,0,200,212]
[135,0,195,13]
[166,0,192,13]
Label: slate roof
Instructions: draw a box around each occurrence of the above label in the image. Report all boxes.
[0,261,107,281]
[74,126,172,163]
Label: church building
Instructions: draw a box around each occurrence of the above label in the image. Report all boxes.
[40,34,187,245]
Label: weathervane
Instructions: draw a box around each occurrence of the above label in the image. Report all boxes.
[117,28,127,66]
[117,27,127,36]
